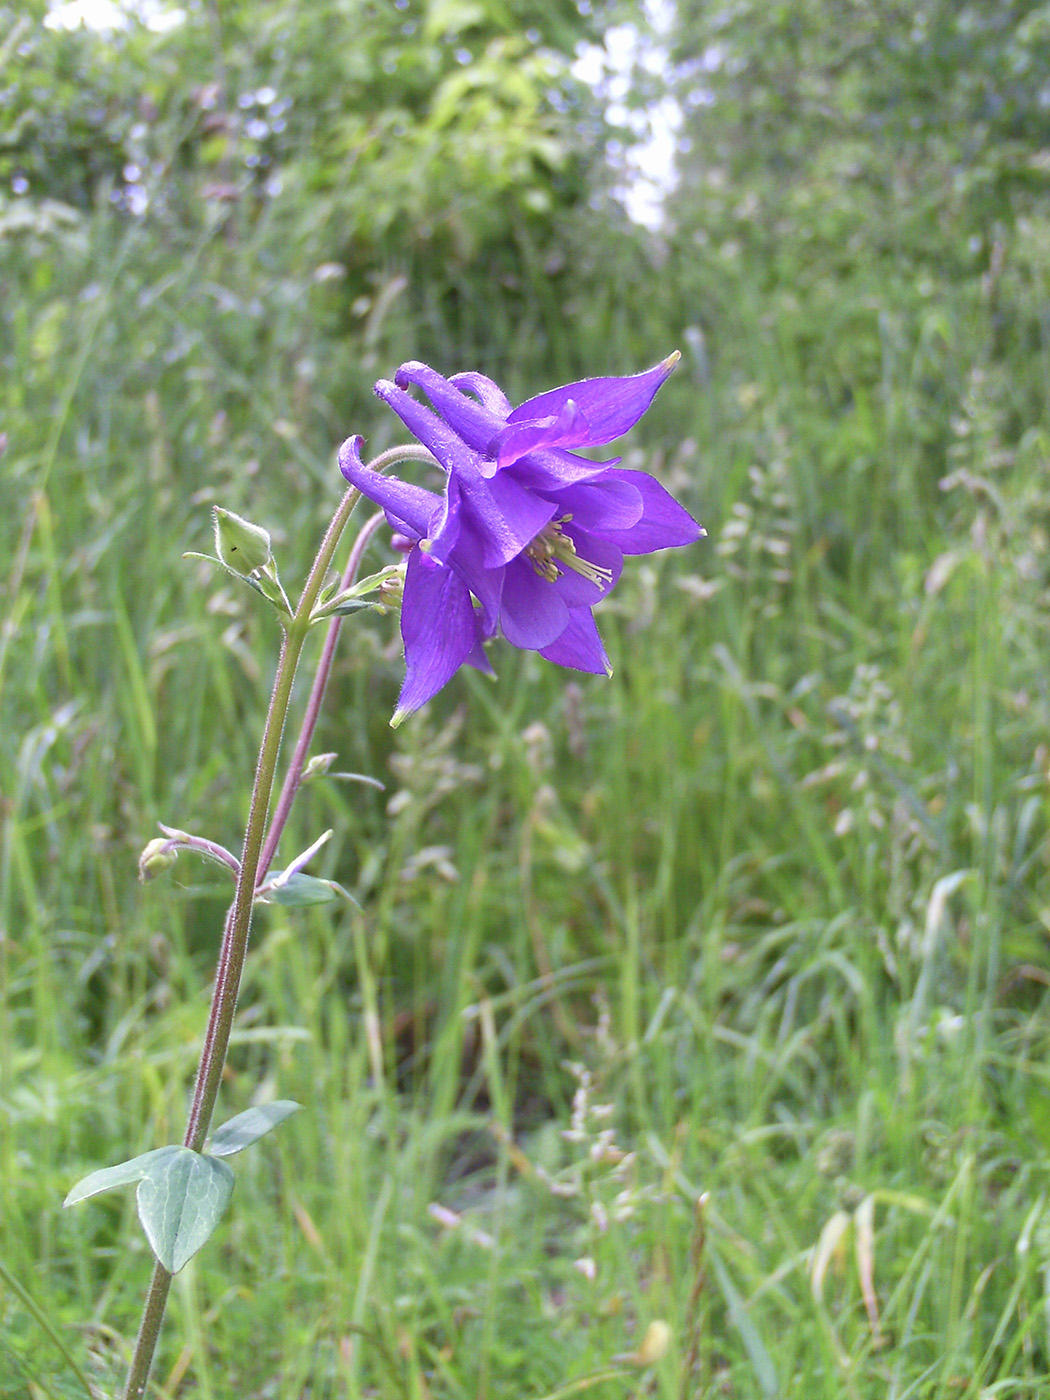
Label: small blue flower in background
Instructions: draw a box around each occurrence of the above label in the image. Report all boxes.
[339,354,704,723]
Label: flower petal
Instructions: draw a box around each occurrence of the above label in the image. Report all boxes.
[505,352,679,448]
[462,633,496,676]
[394,362,503,458]
[500,558,569,650]
[502,446,619,491]
[374,380,479,476]
[339,437,440,540]
[423,470,462,564]
[596,469,705,552]
[449,371,513,418]
[497,396,587,469]
[538,608,611,675]
[548,474,643,533]
[435,499,504,632]
[458,468,557,569]
[395,548,483,718]
[337,435,365,474]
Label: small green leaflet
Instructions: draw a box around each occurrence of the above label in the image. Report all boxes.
[64,1145,232,1275]
[257,871,355,907]
[207,1100,301,1157]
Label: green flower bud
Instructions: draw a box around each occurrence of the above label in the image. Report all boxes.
[139,838,178,882]
[377,567,405,610]
[213,507,273,576]
[302,752,338,780]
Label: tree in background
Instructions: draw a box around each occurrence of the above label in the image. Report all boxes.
[2,0,660,380]
[667,0,1050,288]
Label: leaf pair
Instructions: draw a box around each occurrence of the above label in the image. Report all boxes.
[64,1101,300,1274]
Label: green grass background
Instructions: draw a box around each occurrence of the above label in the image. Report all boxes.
[6,14,1050,1397]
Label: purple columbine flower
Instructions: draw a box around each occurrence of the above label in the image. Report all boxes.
[339,353,704,724]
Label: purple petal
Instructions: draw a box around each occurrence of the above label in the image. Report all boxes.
[423,470,462,564]
[596,469,704,553]
[339,437,440,540]
[502,446,620,491]
[458,468,557,569]
[449,371,513,418]
[436,504,505,633]
[497,396,587,469]
[394,362,503,458]
[499,558,569,650]
[462,633,496,676]
[538,608,611,675]
[395,548,482,717]
[548,475,643,534]
[505,352,680,448]
[374,379,480,476]
[338,435,365,474]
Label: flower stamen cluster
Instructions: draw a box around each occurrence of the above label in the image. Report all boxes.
[524,517,613,589]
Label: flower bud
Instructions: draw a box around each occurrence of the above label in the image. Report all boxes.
[302,752,338,780]
[213,507,273,576]
[139,838,178,882]
[378,567,405,608]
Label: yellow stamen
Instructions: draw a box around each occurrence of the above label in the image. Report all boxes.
[524,518,613,589]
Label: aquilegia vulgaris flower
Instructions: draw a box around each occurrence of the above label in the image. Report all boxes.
[339,353,704,723]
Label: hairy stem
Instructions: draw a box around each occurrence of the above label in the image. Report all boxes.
[256,443,435,880]
[122,485,360,1399]
[257,510,386,881]
[122,442,436,1397]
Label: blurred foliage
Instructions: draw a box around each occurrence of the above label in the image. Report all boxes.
[653,0,1050,590]
[668,0,1050,279]
[1,0,647,371]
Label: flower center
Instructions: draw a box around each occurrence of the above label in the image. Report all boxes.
[524,517,613,589]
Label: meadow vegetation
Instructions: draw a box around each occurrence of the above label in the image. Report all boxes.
[4,1,1050,1395]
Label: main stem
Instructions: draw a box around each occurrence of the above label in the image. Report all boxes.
[122,486,360,1400]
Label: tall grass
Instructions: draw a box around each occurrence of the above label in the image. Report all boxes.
[4,182,1050,1398]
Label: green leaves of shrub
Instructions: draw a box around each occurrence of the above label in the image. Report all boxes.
[64,1102,299,1273]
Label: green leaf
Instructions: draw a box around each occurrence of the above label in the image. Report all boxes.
[65,1144,237,1272]
[63,1146,183,1207]
[135,1148,235,1274]
[318,598,378,617]
[258,871,353,906]
[208,1100,301,1158]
